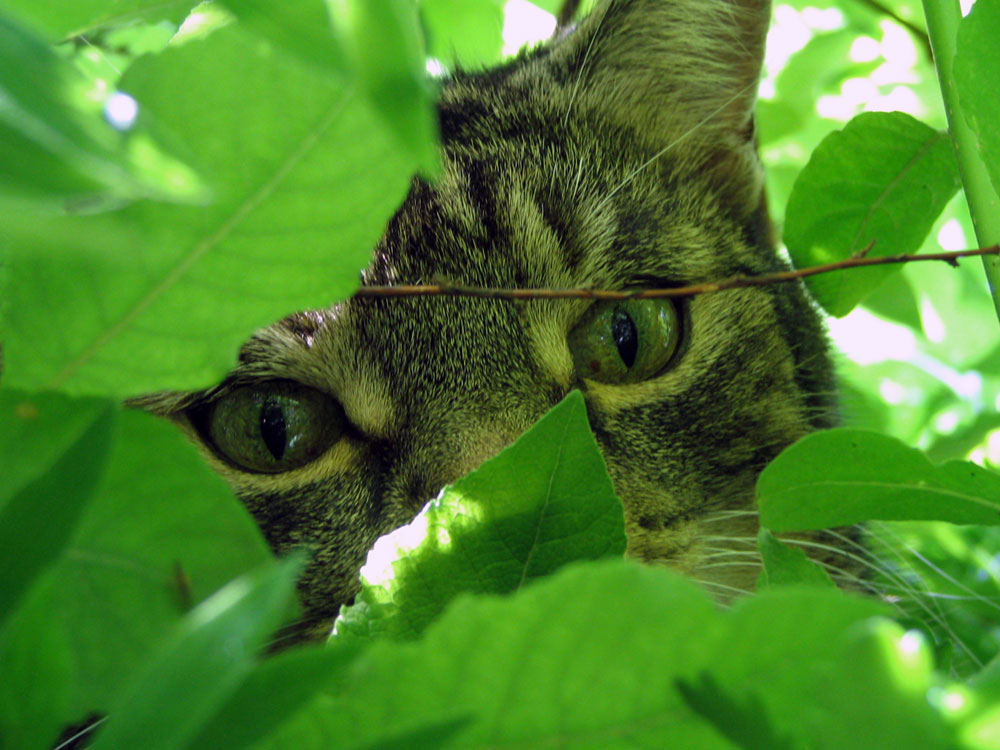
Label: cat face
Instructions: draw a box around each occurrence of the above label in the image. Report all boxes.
[135,0,835,640]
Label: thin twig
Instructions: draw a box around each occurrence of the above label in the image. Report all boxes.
[354,246,1000,301]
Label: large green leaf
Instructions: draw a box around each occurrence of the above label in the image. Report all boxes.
[329,0,440,176]
[0,409,271,742]
[757,428,1000,531]
[0,9,205,208]
[186,643,359,750]
[334,390,625,641]
[421,0,505,68]
[274,561,730,749]
[783,111,960,317]
[266,563,910,749]
[93,555,303,750]
[2,22,415,397]
[216,0,347,74]
[0,397,115,631]
[2,0,193,40]
[955,0,1000,201]
[0,389,111,508]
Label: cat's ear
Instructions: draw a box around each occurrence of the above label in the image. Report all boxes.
[552,0,771,218]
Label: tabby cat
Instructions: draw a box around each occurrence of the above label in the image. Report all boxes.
[134,0,840,642]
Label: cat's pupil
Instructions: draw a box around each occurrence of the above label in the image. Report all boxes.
[260,399,287,460]
[611,307,638,369]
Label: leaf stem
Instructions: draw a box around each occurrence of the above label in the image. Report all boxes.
[922,0,1000,325]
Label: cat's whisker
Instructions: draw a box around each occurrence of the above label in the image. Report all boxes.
[594,79,758,213]
[689,578,754,599]
[868,521,1000,613]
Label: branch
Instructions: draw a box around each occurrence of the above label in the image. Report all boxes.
[354,246,1000,301]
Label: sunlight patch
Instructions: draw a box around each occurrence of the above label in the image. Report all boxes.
[502,0,555,56]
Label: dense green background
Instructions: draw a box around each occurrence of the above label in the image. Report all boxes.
[1,1,999,748]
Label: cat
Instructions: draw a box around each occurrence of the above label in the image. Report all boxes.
[133,0,842,643]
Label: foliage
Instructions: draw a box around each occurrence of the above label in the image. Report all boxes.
[1,1,999,749]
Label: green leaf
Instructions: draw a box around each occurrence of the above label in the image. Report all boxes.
[0,397,115,631]
[2,0,193,40]
[216,0,348,74]
[335,390,625,641]
[783,111,960,317]
[0,389,111,507]
[955,0,1000,201]
[0,410,272,737]
[92,555,303,750]
[185,643,359,750]
[816,619,953,749]
[281,561,730,749]
[2,22,414,397]
[756,528,835,589]
[0,10,206,208]
[421,0,505,68]
[704,589,891,749]
[757,428,1000,531]
[330,0,440,177]
[676,673,801,750]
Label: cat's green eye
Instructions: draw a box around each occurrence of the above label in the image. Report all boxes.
[568,298,681,384]
[201,382,345,473]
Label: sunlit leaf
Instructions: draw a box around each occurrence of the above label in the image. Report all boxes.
[215,0,347,74]
[758,428,1000,531]
[2,23,414,397]
[3,0,193,39]
[335,390,625,641]
[329,0,440,176]
[783,111,960,317]
[0,10,206,208]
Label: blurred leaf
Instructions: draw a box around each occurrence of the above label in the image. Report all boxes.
[756,528,835,589]
[279,561,730,749]
[0,10,206,207]
[0,389,111,507]
[216,0,347,74]
[186,643,359,750]
[955,0,1000,200]
[860,269,922,330]
[3,0,193,39]
[92,555,303,750]
[784,111,960,317]
[758,428,1000,531]
[676,672,800,750]
[2,22,414,397]
[335,390,625,641]
[421,0,505,68]
[705,590,891,749]
[819,619,952,749]
[330,0,440,177]
[0,409,272,736]
[0,397,114,631]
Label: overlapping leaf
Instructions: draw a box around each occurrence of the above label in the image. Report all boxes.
[335,391,626,641]
[783,111,960,317]
[3,22,416,397]
[758,428,1000,531]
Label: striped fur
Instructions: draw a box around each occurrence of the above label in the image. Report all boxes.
[135,0,840,641]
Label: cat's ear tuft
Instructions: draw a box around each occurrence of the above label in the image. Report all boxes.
[552,0,771,217]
